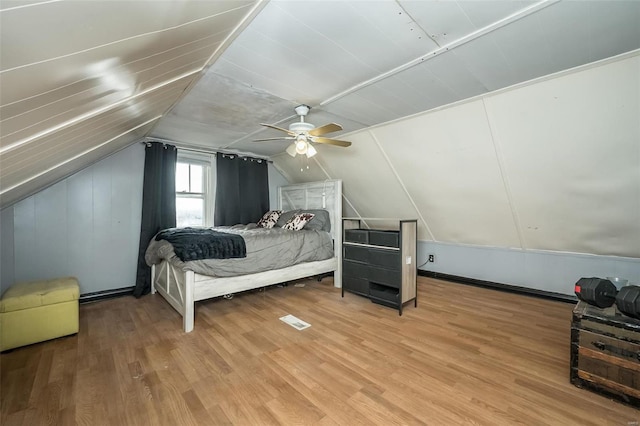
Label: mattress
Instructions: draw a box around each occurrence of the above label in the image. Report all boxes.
[145,223,334,277]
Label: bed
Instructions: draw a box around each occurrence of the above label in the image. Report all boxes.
[147,179,343,332]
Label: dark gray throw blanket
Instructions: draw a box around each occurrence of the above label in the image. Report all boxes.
[155,228,246,261]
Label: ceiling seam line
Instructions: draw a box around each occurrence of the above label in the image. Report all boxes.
[481,98,526,251]
[2,77,183,137]
[272,3,381,71]
[394,0,439,48]
[0,70,199,155]
[320,0,560,107]
[0,0,61,13]
[1,37,216,109]
[0,3,258,74]
[148,0,270,137]
[368,130,436,241]
[334,49,640,141]
[146,138,272,161]
[0,116,161,196]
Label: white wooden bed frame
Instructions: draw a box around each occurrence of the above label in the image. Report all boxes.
[150,179,343,332]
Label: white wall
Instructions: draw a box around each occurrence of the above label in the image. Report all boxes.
[418,241,640,295]
[1,143,145,295]
[0,207,15,294]
[268,163,289,209]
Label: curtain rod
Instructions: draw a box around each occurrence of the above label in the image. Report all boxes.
[142,138,272,163]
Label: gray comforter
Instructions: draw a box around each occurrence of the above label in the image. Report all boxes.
[145,223,334,277]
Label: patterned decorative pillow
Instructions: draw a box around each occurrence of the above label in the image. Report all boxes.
[282,212,315,231]
[276,209,300,227]
[257,210,283,228]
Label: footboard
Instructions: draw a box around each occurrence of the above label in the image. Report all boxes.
[151,257,338,333]
[151,261,195,332]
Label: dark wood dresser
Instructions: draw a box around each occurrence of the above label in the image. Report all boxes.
[570,301,640,407]
[341,218,417,315]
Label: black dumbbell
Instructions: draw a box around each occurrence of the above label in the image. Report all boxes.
[574,277,617,308]
[615,285,640,319]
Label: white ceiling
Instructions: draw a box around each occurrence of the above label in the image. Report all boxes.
[1,0,639,209]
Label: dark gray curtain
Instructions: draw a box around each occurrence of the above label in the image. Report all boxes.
[214,154,269,226]
[134,142,177,297]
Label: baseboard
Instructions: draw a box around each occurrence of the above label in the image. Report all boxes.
[418,270,577,304]
[79,286,134,304]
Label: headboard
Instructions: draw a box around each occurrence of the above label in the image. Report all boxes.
[278,180,342,243]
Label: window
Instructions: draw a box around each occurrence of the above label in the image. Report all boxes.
[175,153,213,227]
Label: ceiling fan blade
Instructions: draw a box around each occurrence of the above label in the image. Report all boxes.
[311,136,352,147]
[260,123,295,136]
[308,123,343,137]
[253,137,294,142]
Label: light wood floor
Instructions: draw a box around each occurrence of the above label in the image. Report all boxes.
[1,276,638,425]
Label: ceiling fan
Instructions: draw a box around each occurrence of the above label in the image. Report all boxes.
[254,105,351,158]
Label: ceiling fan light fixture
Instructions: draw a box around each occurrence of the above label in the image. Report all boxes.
[286,143,297,157]
[255,105,350,156]
[306,144,317,158]
[295,137,308,155]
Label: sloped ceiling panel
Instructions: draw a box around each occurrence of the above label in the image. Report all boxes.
[151,72,298,153]
[0,122,155,208]
[1,76,192,204]
[190,0,441,152]
[320,1,640,139]
[371,100,520,248]
[1,2,255,108]
[484,54,640,257]
[152,1,639,161]
[0,0,262,208]
[0,1,255,69]
[323,49,488,127]
[212,0,438,104]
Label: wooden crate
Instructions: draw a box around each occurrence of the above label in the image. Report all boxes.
[570,301,640,408]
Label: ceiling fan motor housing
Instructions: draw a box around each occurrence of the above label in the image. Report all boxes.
[294,104,310,117]
[289,122,315,132]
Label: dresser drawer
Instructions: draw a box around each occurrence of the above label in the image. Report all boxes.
[343,276,369,297]
[344,245,370,263]
[345,229,369,244]
[368,265,400,288]
[343,260,369,280]
[368,248,400,270]
[369,283,399,307]
[368,230,399,248]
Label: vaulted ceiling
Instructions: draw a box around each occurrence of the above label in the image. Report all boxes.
[1,0,639,212]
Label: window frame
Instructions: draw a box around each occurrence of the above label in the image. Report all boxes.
[175,151,215,227]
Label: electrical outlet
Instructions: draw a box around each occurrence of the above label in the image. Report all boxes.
[428,254,434,263]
